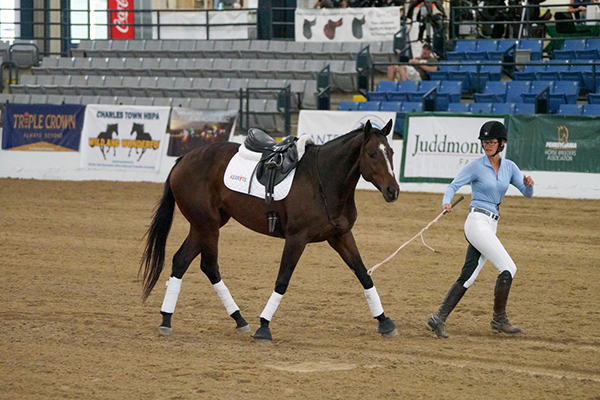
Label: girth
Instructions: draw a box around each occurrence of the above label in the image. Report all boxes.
[244,128,300,236]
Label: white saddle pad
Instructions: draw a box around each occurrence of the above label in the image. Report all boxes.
[224,143,296,201]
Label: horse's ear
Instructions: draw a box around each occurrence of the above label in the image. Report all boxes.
[381,119,393,137]
[363,120,373,139]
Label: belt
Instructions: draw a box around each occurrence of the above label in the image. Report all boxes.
[471,207,499,221]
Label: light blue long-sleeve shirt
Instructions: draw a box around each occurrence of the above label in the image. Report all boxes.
[442,156,534,215]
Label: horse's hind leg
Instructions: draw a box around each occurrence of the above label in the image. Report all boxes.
[158,229,202,336]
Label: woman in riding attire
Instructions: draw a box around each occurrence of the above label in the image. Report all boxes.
[426,121,535,339]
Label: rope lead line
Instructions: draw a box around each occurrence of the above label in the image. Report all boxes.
[367,196,464,276]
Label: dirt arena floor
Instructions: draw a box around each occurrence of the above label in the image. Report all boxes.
[1,178,599,399]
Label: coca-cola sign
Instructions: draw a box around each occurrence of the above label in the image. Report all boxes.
[108,0,134,39]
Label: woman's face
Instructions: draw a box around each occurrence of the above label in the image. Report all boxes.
[482,139,501,156]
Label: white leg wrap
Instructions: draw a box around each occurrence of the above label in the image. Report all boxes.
[259,291,284,322]
[364,286,384,318]
[213,280,239,315]
[160,276,182,314]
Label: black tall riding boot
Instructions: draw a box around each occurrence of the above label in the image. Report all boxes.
[426,282,467,338]
[491,270,522,334]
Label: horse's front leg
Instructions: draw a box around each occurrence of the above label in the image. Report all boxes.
[327,232,397,338]
[253,235,307,342]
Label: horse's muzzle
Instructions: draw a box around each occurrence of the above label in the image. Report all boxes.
[383,185,399,202]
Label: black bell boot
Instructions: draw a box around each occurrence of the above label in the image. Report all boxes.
[426,282,467,339]
[491,270,522,334]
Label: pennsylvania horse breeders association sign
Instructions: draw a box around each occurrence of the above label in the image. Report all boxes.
[79,104,170,171]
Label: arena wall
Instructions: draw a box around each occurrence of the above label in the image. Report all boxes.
[1,130,598,199]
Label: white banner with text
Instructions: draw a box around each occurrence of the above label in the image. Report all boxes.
[80,104,171,171]
[401,115,505,183]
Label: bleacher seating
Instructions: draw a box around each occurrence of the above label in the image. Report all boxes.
[32,56,357,92]
[446,102,535,114]
[71,39,395,63]
[583,103,600,115]
[558,104,583,115]
[519,80,579,113]
[10,74,318,110]
[335,100,423,137]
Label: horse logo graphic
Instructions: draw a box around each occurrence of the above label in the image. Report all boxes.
[128,122,155,161]
[557,126,569,144]
[92,123,119,160]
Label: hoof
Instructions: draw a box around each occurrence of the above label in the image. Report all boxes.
[381,328,398,338]
[377,317,397,338]
[252,326,272,343]
[158,325,172,336]
[236,324,252,334]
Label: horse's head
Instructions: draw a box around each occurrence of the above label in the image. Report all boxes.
[359,119,399,203]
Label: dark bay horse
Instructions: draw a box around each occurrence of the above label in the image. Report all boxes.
[139,120,400,341]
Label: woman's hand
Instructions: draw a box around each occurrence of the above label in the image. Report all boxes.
[523,175,534,186]
[442,203,453,213]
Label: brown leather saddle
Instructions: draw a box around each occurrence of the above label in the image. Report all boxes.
[244,128,299,236]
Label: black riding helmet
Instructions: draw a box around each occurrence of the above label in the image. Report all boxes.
[479,121,506,155]
[478,121,507,141]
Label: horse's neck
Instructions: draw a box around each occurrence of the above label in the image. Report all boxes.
[317,131,362,202]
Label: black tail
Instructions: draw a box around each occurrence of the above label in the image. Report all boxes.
[139,174,176,301]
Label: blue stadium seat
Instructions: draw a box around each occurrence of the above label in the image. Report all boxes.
[406,80,440,102]
[470,62,502,92]
[583,103,600,115]
[575,38,600,60]
[538,60,570,81]
[337,101,359,111]
[473,81,508,103]
[506,80,532,103]
[553,39,586,60]
[520,80,553,104]
[492,102,515,114]
[467,40,499,61]
[387,80,419,102]
[446,40,477,61]
[447,102,471,112]
[357,101,381,111]
[518,39,543,60]
[514,102,535,114]
[559,60,593,92]
[400,101,424,112]
[448,64,477,91]
[366,80,397,102]
[436,80,463,111]
[428,62,459,81]
[558,104,583,115]
[514,62,545,80]
[379,101,403,112]
[470,103,493,114]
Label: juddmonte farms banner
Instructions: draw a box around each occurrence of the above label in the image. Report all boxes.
[401,115,505,183]
[80,104,170,171]
[2,103,85,151]
[506,114,600,173]
[295,7,400,42]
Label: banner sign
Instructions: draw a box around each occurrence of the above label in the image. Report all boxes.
[108,0,134,39]
[401,115,505,183]
[297,110,396,145]
[168,108,237,157]
[506,114,600,173]
[295,7,400,42]
[2,103,85,151]
[79,104,170,171]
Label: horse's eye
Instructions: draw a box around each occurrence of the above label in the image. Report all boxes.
[368,152,377,159]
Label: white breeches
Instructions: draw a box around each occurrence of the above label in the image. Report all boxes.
[463,211,517,288]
